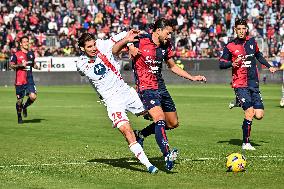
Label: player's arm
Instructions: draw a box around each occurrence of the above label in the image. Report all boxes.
[33,63,41,70]
[166,58,206,82]
[112,29,139,56]
[9,54,26,70]
[254,40,277,73]
[219,46,233,69]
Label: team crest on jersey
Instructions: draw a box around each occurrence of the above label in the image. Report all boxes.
[250,45,253,49]
[162,50,166,55]
[94,63,107,75]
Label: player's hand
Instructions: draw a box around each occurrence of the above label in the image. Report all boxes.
[125,29,140,43]
[232,57,243,67]
[128,45,141,58]
[22,60,27,67]
[269,67,277,73]
[192,75,207,82]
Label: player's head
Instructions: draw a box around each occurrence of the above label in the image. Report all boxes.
[234,18,248,39]
[78,33,97,57]
[152,18,173,45]
[19,36,29,51]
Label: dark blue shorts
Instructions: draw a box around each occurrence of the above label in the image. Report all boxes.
[139,89,176,112]
[15,83,37,99]
[234,87,264,110]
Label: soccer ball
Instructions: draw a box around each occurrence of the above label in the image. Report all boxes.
[280,98,284,108]
[226,153,246,172]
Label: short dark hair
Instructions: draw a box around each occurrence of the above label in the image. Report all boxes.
[78,33,96,47]
[235,18,247,27]
[152,18,173,32]
[19,35,29,43]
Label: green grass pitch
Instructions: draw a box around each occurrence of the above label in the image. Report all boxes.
[0,84,283,189]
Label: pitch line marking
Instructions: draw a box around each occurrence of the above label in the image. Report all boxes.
[0,155,283,168]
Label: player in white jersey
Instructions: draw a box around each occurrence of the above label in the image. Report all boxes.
[77,31,158,174]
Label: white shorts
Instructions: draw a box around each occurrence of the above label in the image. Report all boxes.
[104,86,145,128]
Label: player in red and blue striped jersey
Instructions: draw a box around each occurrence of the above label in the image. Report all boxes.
[9,36,40,124]
[130,18,206,170]
[219,18,277,150]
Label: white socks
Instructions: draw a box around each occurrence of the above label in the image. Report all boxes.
[129,142,152,169]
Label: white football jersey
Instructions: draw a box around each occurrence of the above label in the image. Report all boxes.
[76,31,129,100]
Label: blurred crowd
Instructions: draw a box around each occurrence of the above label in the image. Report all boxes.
[0,0,284,63]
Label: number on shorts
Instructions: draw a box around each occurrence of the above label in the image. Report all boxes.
[112,112,123,122]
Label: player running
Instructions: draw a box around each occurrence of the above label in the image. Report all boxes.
[9,36,40,124]
[126,18,206,170]
[219,18,277,150]
[76,31,158,174]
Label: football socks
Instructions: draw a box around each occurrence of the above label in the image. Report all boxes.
[242,119,252,143]
[155,120,169,157]
[141,122,155,137]
[16,103,22,118]
[23,98,34,109]
[129,142,152,169]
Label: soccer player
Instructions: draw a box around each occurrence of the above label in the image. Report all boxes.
[219,18,277,150]
[76,31,158,174]
[10,36,40,124]
[127,18,206,170]
[280,63,284,107]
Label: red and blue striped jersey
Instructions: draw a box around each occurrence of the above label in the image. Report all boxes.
[10,50,35,86]
[132,34,174,91]
[219,36,271,88]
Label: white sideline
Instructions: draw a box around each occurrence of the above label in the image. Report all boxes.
[0,155,283,168]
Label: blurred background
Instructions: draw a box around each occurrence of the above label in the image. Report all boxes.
[0,0,283,85]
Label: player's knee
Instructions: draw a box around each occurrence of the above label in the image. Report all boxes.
[254,112,264,120]
[30,93,37,101]
[152,114,165,122]
[245,108,254,120]
[167,120,179,129]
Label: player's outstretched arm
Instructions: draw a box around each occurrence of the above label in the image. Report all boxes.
[112,29,139,56]
[166,58,206,82]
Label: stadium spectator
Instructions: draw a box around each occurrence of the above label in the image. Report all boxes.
[0,0,283,60]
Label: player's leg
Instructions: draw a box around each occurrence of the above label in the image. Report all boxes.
[147,106,177,170]
[235,88,255,150]
[107,98,157,173]
[138,89,178,138]
[23,84,37,117]
[161,89,179,129]
[280,84,284,107]
[118,122,157,173]
[229,96,241,109]
[252,87,265,120]
[16,98,24,124]
[15,85,25,124]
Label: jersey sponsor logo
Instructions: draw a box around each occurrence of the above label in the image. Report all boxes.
[235,50,239,53]
[250,45,253,49]
[145,56,161,74]
[241,61,251,68]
